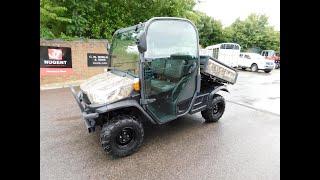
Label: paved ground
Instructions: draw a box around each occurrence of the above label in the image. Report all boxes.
[40,69,280,180]
[226,69,280,115]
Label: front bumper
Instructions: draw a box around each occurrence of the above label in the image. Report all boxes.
[264,65,275,70]
[70,85,99,133]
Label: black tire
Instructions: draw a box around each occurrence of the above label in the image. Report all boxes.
[250,63,258,72]
[264,70,271,73]
[100,115,144,157]
[201,94,225,123]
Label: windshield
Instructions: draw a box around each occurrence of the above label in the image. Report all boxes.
[145,20,198,59]
[110,27,143,76]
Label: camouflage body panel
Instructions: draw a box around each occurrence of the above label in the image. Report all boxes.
[80,72,134,104]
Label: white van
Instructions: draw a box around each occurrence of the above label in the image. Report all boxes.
[238,52,275,73]
[205,43,241,67]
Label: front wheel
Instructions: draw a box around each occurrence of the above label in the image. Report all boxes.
[201,94,225,123]
[251,64,258,72]
[100,115,144,157]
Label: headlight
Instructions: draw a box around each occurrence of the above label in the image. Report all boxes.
[133,78,140,91]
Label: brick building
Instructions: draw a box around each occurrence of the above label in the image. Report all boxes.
[40,39,109,89]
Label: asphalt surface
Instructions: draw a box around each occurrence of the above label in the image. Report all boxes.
[226,69,280,115]
[40,69,280,180]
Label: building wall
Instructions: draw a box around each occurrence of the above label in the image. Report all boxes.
[40,39,109,85]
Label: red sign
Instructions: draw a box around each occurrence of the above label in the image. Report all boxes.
[40,68,73,76]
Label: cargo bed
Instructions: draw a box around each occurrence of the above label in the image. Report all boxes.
[200,55,238,84]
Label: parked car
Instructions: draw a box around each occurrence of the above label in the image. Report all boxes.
[238,52,275,73]
[261,50,280,69]
[274,52,280,69]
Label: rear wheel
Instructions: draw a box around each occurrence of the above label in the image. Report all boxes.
[251,64,258,72]
[100,115,144,157]
[201,94,225,123]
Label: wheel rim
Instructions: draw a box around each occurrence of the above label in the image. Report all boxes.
[212,102,223,115]
[252,65,257,72]
[116,127,135,146]
[213,104,219,114]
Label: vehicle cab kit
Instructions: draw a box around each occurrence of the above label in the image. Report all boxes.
[70,17,238,157]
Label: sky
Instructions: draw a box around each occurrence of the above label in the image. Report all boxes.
[193,0,280,31]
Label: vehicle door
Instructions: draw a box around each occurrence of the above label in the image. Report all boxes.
[141,19,199,123]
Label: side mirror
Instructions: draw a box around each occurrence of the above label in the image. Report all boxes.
[136,31,147,53]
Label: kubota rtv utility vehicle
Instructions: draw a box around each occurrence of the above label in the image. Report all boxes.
[70,17,238,157]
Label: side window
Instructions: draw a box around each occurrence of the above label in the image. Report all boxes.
[111,30,141,75]
[212,48,219,59]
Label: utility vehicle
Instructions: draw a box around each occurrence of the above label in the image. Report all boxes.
[70,17,238,157]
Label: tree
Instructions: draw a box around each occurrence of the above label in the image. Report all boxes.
[40,0,196,39]
[226,14,280,52]
[190,11,225,47]
[40,1,280,52]
[40,0,71,38]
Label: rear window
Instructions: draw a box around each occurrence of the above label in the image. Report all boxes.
[225,44,234,49]
[221,44,239,49]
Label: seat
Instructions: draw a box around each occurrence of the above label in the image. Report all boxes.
[151,59,165,75]
[150,79,175,93]
[150,59,187,94]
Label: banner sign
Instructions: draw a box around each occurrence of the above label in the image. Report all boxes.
[40,46,72,68]
[40,46,73,75]
[87,53,110,67]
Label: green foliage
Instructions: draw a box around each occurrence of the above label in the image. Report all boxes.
[40,0,196,40]
[40,1,279,51]
[40,0,71,38]
[190,11,225,47]
[226,14,280,51]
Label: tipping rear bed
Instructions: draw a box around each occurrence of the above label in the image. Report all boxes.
[200,55,238,84]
